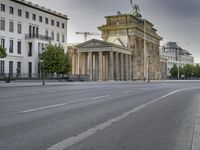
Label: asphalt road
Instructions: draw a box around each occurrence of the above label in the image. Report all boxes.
[0,82,200,150]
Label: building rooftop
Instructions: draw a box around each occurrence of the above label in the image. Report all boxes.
[11,0,68,20]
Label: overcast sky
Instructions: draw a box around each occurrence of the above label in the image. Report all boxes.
[29,0,200,63]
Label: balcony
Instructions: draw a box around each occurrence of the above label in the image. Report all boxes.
[25,34,51,41]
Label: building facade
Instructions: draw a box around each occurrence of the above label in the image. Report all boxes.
[160,42,194,76]
[69,9,167,81]
[0,0,68,77]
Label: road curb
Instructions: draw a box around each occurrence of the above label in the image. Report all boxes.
[192,98,200,150]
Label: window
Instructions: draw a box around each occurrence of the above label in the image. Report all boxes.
[0,38,5,48]
[0,19,5,31]
[39,16,43,22]
[17,62,21,74]
[32,14,36,21]
[17,41,21,54]
[45,30,49,37]
[28,42,32,57]
[18,9,22,16]
[25,12,29,19]
[9,40,14,53]
[9,21,14,32]
[57,33,60,42]
[57,21,60,27]
[45,18,48,24]
[62,23,65,29]
[9,7,14,14]
[0,61,5,74]
[17,23,22,34]
[62,35,65,43]
[28,62,32,76]
[51,20,54,26]
[51,31,54,41]
[0,3,5,12]
[9,61,13,74]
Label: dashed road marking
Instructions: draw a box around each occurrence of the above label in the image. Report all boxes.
[89,95,110,100]
[122,90,132,94]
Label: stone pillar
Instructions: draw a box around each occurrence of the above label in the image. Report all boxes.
[105,53,109,80]
[129,55,132,80]
[120,53,124,80]
[78,52,82,74]
[88,52,93,81]
[109,51,114,80]
[115,52,119,80]
[95,54,99,80]
[98,51,103,81]
[125,54,129,80]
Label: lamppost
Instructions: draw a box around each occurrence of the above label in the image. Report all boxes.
[41,46,45,86]
[147,56,150,83]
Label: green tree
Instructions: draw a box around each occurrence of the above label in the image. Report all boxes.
[0,45,7,58]
[170,64,178,77]
[183,64,194,78]
[41,44,71,74]
[194,64,200,77]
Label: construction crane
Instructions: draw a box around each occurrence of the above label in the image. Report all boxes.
[75,32,100,42]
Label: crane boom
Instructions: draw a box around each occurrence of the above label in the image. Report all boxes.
[76,32,100,42]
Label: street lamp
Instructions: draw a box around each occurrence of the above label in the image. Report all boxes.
[41,47,45,86]
[147,56,150,83]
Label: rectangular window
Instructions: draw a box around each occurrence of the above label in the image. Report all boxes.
[32,14,36,21]
[57,33,60,42]
[28,42,32,57]
[0,4,5,12]
[0,38,5,48]
[0,61,5,74]
[39,16,43,22]
[9,61,13,74]
[28,62,32,75]
[62,35,65,43]
[9,21,14,32]
[45,18,48,24]
[57,21,60,27]
[9,40,14,53]
[17,23,22,34]
[18,9,22,16]
[0,19,5,31]
[51,20,54,26]
[17,41,21,54]
[62,23,65,29]
[45,30,48,37]
[17,62,21,74]
[51,31,54,41]
[25,11,29,19]
[9,7,14,14]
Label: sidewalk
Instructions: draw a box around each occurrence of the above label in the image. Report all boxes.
[0,80,147,88]
[1,80,200,88]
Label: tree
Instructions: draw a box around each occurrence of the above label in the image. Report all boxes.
[183,64,194,78]
[170,64,178,78]
[0,45,7,58]
[41,44,71,74]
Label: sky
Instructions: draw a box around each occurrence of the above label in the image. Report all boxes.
[29,0,200,63]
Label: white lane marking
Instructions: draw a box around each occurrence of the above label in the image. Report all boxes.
[47,89,185,150]
[89,95,110,100]
[191,96,200,150]
[21,95,111,113]
[22,103,67,113]
[122,90,132,94]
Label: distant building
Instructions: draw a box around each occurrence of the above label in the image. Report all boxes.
[0,0,68,77]
[160,42,194,76]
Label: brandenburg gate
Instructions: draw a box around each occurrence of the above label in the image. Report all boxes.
[68,3,167,81]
